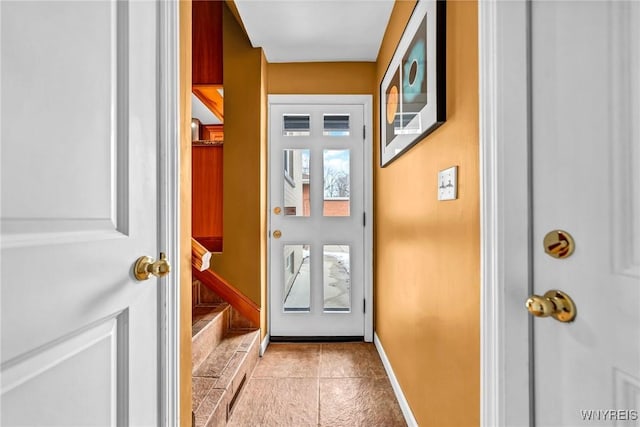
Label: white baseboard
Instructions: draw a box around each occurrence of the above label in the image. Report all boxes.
[374,333,419,427]
[260,334,270,356]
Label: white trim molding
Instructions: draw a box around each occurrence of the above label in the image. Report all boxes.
[362,95,374,343]
[479,2,500,423]
[479,1,532,426]
[260,334,270,357]
[157,0,180,425]
[374,333,418,427]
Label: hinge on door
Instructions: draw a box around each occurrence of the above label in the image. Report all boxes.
[363,299,366,313]
[363,212,366,227]
[363,125,366,140]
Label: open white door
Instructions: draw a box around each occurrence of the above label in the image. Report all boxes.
[481,1,640,426]
[530,2,640,425]
[1,1,178,425]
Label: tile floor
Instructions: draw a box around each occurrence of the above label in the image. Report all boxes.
[227,342,407,427]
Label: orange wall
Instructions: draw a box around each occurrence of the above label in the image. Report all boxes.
[259,50,269,340]
[179,1,192,425]
[268,62,375,94]
[374,1,480,426]
[212,4,266,310]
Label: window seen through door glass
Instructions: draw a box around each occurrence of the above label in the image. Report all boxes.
[283,149,310,216]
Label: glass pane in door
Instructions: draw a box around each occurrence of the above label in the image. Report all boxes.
[283,244,311,312]
[323,114,350,136]
[323,149,350,217]
[283,149,310,216]
[283,114,310,136]
[323,245,350,312]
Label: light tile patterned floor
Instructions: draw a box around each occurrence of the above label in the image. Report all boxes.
[227,342,407,427]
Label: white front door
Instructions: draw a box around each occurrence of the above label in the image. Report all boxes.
[268,96,371,338]
[530,1,640,425]
[1,1,169,425]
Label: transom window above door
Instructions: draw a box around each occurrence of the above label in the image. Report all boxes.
[282,113,352,137]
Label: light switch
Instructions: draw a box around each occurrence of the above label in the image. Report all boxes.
[438,166,458,201]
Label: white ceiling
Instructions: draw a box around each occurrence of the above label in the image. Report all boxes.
[233,0,395,63]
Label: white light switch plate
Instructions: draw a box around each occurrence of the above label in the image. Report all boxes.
[438,166,458,201]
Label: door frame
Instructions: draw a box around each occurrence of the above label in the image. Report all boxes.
[158,1,180,425]
[479,1,531,426]
[266,94,374,342]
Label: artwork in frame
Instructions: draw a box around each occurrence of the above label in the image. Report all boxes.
[380,0,446,167]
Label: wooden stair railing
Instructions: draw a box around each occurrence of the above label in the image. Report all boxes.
[192,238,211,272]
[191,238,260,328]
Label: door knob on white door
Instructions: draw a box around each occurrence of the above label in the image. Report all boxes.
[134,252,171,280]
[525,290,576,322]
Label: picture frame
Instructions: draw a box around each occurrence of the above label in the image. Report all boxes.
[380,0,446,167]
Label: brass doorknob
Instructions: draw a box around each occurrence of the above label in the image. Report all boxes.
[134,252,171,281]
[272,230,282,239]
[525,290,576,322]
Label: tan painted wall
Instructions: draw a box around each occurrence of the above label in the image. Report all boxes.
[268,62,375,94]
[259,51,269,340]
[374,2,480,426]
[179,1,192,425]
[211,5,266,310]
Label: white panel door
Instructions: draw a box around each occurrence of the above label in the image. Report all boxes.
[531,1,640,425]
[269,101,366,337]
[1,1,163,425]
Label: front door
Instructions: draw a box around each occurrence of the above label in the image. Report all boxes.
[530,1,640,425]
[1,1,166,425]
[268,97,370,338]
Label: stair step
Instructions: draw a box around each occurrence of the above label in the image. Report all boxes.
[192,304,230,373]
[193,329,260,427]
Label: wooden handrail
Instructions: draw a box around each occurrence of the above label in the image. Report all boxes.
[191,238,211,272]
[192,85,224,121]
[192,266,260,328]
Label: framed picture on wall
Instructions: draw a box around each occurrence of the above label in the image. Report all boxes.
[380,0,446,167]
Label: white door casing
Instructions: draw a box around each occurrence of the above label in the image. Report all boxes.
[479,1,532,425]
[0,1,180,425]
[268,95,373,340]
[480,1,640,426]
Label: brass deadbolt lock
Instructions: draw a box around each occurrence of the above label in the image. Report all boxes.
[543,230,575,259]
